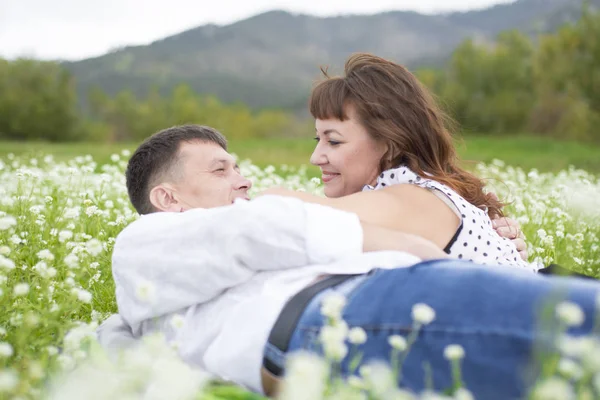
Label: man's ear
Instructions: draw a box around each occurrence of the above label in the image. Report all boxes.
[149,185,180,212]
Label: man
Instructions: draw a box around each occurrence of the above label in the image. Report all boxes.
[100,124,599,399]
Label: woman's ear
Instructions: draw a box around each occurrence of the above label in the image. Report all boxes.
[382,145,398,171]
[149,184,180,212]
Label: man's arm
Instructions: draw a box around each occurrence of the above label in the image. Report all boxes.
[112,195,364,327]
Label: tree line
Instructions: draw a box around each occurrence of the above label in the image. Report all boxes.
[0,8,598,143]
[418,6,599,142]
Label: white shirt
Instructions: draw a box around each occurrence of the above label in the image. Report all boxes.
[108,195,421,394]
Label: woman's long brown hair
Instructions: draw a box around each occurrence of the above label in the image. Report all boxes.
[309,53,504,218]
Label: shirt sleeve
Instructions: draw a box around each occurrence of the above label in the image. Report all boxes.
[112,195,363,327]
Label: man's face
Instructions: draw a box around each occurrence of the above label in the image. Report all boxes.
[152,141,252,211]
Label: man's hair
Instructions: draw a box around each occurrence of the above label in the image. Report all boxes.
[125,124,228,215]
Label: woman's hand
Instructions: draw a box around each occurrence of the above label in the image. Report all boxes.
[492,216,528,261]
[487,192,528,261]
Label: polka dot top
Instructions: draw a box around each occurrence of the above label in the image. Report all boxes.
[362,165,538,272]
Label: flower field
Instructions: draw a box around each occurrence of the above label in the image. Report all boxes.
[0,151,599,399]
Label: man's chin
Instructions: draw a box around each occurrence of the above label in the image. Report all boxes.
[232,197,250,204]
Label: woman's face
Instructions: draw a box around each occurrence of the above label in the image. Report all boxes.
[310,108,387,198]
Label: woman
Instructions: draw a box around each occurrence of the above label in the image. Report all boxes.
[262,53,532,270]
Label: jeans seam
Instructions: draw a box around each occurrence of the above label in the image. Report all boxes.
[297,324,537,339]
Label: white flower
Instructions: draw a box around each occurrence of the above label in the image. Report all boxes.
[0,246,9,256]
[444,344,465,361]
[57,354,75,371]
[135,280,156,303]
[412,303,436,325]
[592,374,600,397]
[359,365,372,378]
[556,301,585,327]
[58,230,73,243]
[0,343,13,357]
[169,314,185,330]
[421,390,452,400]
[347,376,365,389]
[28,362,44,380]
[64,208,80,219]
[348,327,367,345]
[537,229,547,240]
[531,377,574,400]
[278,351,327,400]
[557,358,583,380]
[320,293,346,320]
[13,283,29,297]
[326,342,348,361]
[388,335,407,351]
[454,388,475,400]
[86,239,103,256]
[0,369,18,392]
[64,254,79,269]
[0,256,15,270]
[580,346,600,373]
[76,289,92,304]
[558,336,596,358]
[0,216,16,230]
[37,249,55,261]
[110,154,120,162]
[25,313,40,327]
[85,206,99,216]
[320,322,349,361]
[361,362,396,398]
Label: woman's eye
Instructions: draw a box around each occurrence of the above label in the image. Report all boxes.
[328,140,341,146]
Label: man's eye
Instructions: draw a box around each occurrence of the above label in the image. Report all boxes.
[313,137,320,142]
[214,168,225,172]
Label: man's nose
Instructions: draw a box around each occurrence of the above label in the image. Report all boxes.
[310,145,327,166]
[234,174,252,191]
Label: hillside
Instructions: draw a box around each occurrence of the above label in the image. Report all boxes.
[63,0,598,110]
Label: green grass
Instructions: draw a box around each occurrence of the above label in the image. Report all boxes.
[2,135,599,177]
[1,135,599,399]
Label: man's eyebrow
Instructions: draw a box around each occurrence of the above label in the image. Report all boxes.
[208,158,229,168]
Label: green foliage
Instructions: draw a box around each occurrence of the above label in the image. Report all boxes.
[421,7,600,142]
[1,6,600,143]
[0,59,81,141]
[0,59,303,143]
[87,83,301,142]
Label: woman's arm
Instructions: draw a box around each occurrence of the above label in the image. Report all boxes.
[256,187,529,261]
[256,186,461,250]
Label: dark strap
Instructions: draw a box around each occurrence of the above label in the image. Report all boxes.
[538,263,596,280]
[263,274,358,376]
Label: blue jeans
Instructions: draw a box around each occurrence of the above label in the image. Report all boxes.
[263,260,600,400]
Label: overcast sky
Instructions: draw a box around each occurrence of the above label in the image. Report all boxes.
[0,0,514,61]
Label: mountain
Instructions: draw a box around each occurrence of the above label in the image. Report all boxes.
[63,0,598,111]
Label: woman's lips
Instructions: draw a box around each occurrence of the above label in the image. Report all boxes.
[321,172,340,183]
